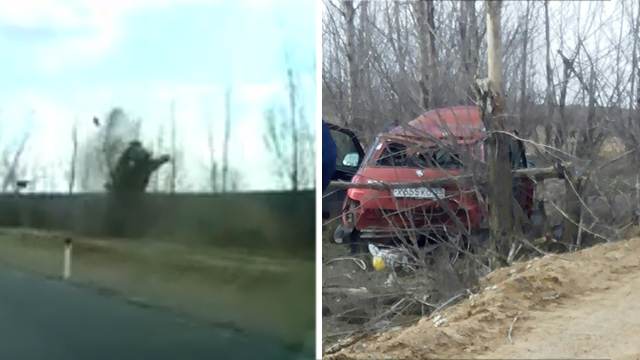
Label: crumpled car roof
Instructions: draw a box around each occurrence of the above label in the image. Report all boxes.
[389,105,485,141]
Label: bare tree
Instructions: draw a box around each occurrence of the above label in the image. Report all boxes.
[207,118,219,192]
[222,87,231,192]
[264,67,313,190]
[68,118,78,194]
[518,0,531,120]
[344,0,358,127]
[414,0,438,110]
[288,68,299,191]
[479,0,516,266]
[542,0,556,145]
[1,133,29,193]
[631,1,639,115]
[264,106,293,188]
[459,0,480,99]
[170,100,177,193]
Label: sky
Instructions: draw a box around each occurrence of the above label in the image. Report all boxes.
[0,0,316,192]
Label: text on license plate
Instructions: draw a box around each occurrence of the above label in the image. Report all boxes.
[392,187,445,199]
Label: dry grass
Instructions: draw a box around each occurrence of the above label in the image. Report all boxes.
[329,237,640,359]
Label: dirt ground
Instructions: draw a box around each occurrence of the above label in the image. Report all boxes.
[0,227,314,351]
[328,236,640,359]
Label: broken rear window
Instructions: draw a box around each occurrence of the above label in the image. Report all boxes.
[375,142,463,169]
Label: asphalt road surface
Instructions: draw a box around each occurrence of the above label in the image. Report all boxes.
[0,265,309,360]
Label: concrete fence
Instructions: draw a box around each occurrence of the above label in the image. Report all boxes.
[0,191,314,256]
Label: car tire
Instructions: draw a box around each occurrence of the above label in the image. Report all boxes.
[333,224,347,244]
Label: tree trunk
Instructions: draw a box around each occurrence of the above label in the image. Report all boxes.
[222,87,231,192]
[393,2,406,74]
[153,125,164,192]
[557,47,580,149]
[343,0,358,127]
[633,0,640,112]
[543,0,555,144]
[207,119,217,192]
[638,0,640,111]
[68,120,78,194]
[631,1,638,115]
[519,1,530,121]
[561,170,585,247]
[484,0,515,267]
[461,1,478,95]
[287,69,298,191]
[1,134,29,192]
[633,1,640,224]
[563,65,597,244]
[415,0,437,110]
[170,100,176,194]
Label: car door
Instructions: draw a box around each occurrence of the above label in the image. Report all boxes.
[322,123,364,219]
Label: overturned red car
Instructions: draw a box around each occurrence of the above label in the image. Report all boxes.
[331,106,535,249]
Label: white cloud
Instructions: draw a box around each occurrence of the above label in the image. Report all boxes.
[0,0,188,29]
[0,0,218,73]
[236,83,281,106]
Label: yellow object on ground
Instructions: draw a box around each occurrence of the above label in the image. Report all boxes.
[372,255,385,271]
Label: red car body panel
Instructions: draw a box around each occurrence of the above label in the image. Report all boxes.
[347,167,484,232]
[389,105,485,141]
[342,106,534,238]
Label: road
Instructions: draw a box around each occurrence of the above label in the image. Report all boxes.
[0,265,308,360]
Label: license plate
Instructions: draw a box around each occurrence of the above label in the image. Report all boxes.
[392,187,445,199]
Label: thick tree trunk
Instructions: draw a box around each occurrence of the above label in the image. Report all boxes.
[484,0,516,267]
[563,66,597,245]
[415,0,437,110]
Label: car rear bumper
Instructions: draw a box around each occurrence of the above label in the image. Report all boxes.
[341,196,484,236]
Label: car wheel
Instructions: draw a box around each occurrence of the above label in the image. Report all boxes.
[348,229,364,255]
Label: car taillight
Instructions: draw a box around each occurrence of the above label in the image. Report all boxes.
[345,212,354,224]
[343,199,360,225]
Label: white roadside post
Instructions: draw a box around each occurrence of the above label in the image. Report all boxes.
[63,238,72,280]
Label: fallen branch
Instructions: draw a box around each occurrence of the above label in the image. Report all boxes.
[324,257,367,271]
[433,290,468,314]
[329,164,568,190]
[507,313,520,344]
[324,331,370,355]
[322,287,370,296]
